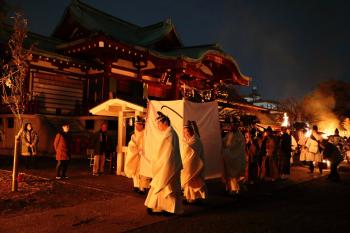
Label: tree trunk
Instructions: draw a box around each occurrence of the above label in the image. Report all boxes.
[12,131,21,192]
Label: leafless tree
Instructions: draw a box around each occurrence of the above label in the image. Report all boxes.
[0,13,31,191]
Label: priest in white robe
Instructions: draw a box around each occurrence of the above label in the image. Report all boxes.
[125,116,150,194]
[222,124,246,195]
[145,112,184,215]
[181,121,207,203]
[305,125,323,174]
[298,129,308,162]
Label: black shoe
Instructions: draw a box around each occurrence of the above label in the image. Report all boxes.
[229,190,239,196]
[138,190,146,195]
[162,211,175,217]
[330,175,340,182]
[147,208,162,216]
[193,199,206,206]
[332,177,340,182]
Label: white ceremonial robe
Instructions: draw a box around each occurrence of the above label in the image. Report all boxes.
[222,130,246,192]
[290,135,298,164]
[181,134,207,202]
[305,132,322,162]
[298,133,308,161]
[145,126,184,214]
[125,130,150,190]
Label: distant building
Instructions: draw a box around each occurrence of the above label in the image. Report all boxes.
[243,86,261,102]
[243,86,280,110]
[251,100,280,110]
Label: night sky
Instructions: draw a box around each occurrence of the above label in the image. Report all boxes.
[5,0,350,100]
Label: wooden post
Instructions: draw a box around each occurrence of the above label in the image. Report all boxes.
[116,111,126,175]
[12,132,21,192]
[102,60,111,101]
[174,73,181,99]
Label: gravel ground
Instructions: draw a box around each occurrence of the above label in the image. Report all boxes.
[0,170,115,217]
[1,156,349,233]
[127,171,350,233]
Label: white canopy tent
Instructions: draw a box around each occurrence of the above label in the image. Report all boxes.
[89,98,146,175]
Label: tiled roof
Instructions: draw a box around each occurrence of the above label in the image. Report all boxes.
[52,0,182,47]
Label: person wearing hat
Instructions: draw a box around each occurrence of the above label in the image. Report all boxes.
[54,122,72,179]
[125,116,150,194]
[222,122,246,195]
[145,111,183,215]
[328,128,343,152]
[181,121,207,204]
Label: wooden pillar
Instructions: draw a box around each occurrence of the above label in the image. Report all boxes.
[116,111,126,175]
[174,73,181,99]
[102,61,111,101]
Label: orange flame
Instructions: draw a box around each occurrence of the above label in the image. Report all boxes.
[281,112,290,127]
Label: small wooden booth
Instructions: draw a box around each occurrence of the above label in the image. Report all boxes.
[89,98,146,175]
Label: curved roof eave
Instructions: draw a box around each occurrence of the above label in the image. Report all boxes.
[148,49,251,85]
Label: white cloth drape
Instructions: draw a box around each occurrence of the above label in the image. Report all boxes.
[142,100,223,179]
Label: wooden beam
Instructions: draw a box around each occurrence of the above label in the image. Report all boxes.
[116,111,126,175]
[108,105,122,113]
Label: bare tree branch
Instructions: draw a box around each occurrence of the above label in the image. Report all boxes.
[1,13,31,130]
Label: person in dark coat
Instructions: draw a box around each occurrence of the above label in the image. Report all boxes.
[92,123,114,176]
[279,127,292,179]
[260,127,279,181]
[321,140,343,181]
[21,122,39,169]
[244,130,259,184]
[54,122,72,179]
